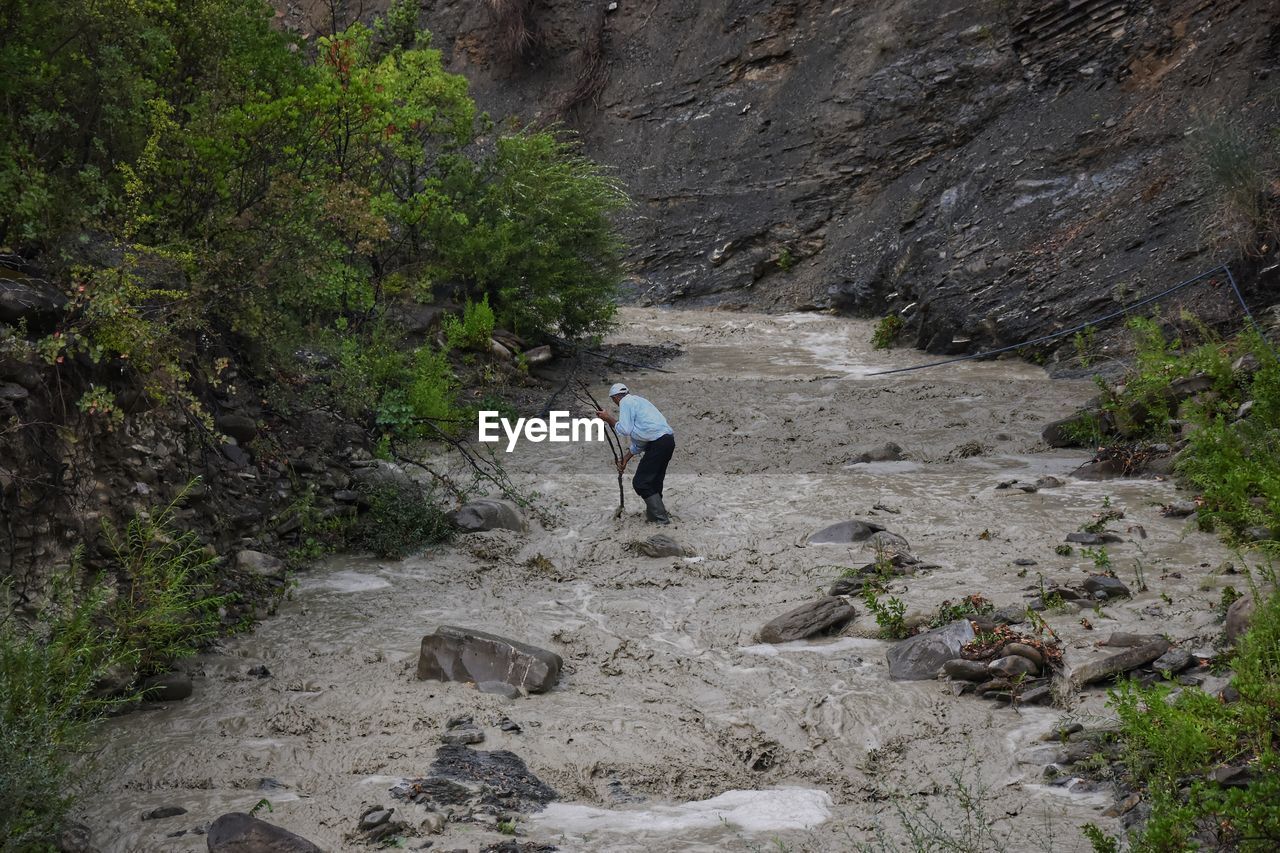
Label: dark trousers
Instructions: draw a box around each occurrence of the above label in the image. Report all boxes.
[632,433,674,499]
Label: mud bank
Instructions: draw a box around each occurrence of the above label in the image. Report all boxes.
[81,308,1232,852]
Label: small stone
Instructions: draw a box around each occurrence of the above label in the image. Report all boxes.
[1018,683,1053,704]
[1225,595,1254,644]
[847,442,904,464]
[1013,558,1037,566]
[887,620,976,681]
[441,726,484,746]
[1207,764,1255,788]
[248,665,272,678]
[758,596,857,644]
[1102,792,1141,817]
[359,808,392,831]
[499,717,521,733]
[236,549,285,578]
[943,658,990,681]
[142,806,187,821]
[420,812,446,834]
[992,605,1026,625]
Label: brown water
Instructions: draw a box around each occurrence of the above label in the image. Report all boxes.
[81,308,1233,852]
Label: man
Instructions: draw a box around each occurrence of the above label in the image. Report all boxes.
[595,383,675,524]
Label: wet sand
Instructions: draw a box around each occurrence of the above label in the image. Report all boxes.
[81,308,1233,851]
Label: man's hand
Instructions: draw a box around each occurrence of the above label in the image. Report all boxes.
[595,409,617,427]
[616,452,633,473]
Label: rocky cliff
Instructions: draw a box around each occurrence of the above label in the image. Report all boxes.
[282,0,1280,354]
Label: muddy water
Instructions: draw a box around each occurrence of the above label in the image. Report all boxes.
[82,308,1234,852]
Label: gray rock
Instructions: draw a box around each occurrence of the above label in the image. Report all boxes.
[630,534,692,558]
[449,498,527,533]
[1003,642,1043,666]
[943,658,990,681]
[1071,639,1170,686]
[351,460,418,492]
[216,413,258,444]
[142,806,187,821]
[359,808,392,830]
[236,550,285,578]
[1207,764,1255,788]
[1082,574,1130,600]
[887,620,976,681]
[1168,373,1214,401]
[988,655,1039,678]
[993,605,1026,625]
[524,345,553,365]
[0,382,29,402]
[1152,648,1192,674]
[206,813,322,853]
[868,530,910,553]
[847,441,903,463]
[828,576,866,596]
[1065,531,1120,545]
[758,596,857,643]
[417,626,562,693]
[808,519,885,544]
[442,725,484,746]
[138,671,193,702]
[1225,595,1254,644]
[0,279,67,323]
[1161,501,1197,518]
[1104,632,1164,647]
[1243,525,1274,543]
[1018,683,1054,705]
[476,680,522,699]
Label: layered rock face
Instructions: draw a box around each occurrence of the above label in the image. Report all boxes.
[338,0,1280,352]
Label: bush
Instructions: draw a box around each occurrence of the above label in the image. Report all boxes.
[1195,121,1280,257]
[1,570,125,851]
[872,315,904,350]
[443,295,496,352]
[350,483,453,559]
[102,489,226,677]
[1104,578,1280,851]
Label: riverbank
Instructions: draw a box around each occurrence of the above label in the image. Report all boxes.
[78,308,1237,852]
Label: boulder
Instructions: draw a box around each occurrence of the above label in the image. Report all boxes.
[449,499,527,533]
[216,413,258,444]
[757,596,857,644]
[1225,594,1254,644]
[1003,642,1043,666]
[417,626,562,693]
[887,620,976,681]
[847,442,904,463]
[0,278,67,324]
[0,382,28,402]
[630,534,692,558]
[206,813,322,853]
[808,519,885,544]
[1082,575,1130,600]
[1071,638,1170,686]
[236,550,285,578]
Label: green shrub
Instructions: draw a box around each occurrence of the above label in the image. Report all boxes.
[1103,579,1280,851]
[1,569,127,851]
[443,294,496,352]
[872,315,904,350]
[350,482,453,559]
[102,489,226,677]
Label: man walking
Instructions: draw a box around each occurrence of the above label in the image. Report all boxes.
[595,383,675,524]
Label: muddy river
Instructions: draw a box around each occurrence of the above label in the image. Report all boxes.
[81,308,1233,852]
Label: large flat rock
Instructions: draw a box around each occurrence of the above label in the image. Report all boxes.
[887,620,976,681]
[808,520,886,544]
[417,626,562,693]
[758,596,857,643]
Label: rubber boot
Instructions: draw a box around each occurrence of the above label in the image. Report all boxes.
[644,494,670,525]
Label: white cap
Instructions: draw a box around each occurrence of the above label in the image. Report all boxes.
[609,383,628,397]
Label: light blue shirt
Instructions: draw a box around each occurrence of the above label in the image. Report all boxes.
[614,394,673,455]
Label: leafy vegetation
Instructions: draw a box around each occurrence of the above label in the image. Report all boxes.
[1,0,627,441]
[1,488,228,849]
[1094,575,1280,852]
[350,482,454,559]
[872,314,905,350]
[1194,121,1280,258]
[1080,318,1279,550]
